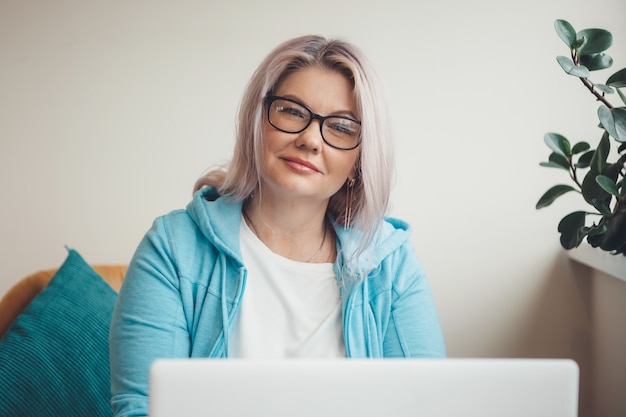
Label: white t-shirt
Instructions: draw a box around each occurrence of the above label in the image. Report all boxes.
[229,218,346,358]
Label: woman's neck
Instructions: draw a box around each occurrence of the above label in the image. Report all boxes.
[243,195,336,263]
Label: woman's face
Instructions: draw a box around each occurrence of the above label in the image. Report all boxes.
[259,66,360,205]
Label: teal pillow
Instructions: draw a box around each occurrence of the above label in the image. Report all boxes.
[0,249,117,417]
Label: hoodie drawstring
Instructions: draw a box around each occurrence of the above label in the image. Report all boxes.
[219,254,230,357]
[362,275,373,357]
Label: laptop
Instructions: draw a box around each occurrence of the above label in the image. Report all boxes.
[149,358,579,417]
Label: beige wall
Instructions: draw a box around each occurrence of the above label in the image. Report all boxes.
[1,1,625,415]
[589,268,626,417]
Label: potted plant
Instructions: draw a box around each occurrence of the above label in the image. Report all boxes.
[537,19,626,256]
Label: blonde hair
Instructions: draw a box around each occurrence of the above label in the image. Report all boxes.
[194,35,394,255]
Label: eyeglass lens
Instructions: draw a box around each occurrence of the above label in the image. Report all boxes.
[267,97,361,150]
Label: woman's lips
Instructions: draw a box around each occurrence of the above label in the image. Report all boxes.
[281,157,321,173]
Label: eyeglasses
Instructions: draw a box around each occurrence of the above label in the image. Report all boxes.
[265,95,362,150]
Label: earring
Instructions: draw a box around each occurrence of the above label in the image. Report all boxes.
[344,178,356,230]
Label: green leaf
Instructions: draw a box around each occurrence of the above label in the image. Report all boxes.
[612,108,626,142]
[582,133,612,206]
[580,53,613,71]
[544,132,571,157]
[558,211,587,249]
[577,28,613,55]
[606,67,626,87]
[617,88,626,106]
[595,84,614,94]
[540,161,568,170]
[575,150,594,168]
[557,56,590,78]
[583,170,608,205]
[574,38,585,49]
[598,106,626,142]
[587,224,606,248]
[547,152,570,169]
[591,131,610,173]
[590,198,613,216]
[536,185,577,209]
[554,19,577,48]
[596,175,620,196]
[601,210,626,253]
[582,139,621,207]
[572,141,591,154]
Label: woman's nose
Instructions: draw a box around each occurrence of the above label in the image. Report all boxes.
[295,119,323,151]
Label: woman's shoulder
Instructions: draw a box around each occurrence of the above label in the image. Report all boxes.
[145,210,209,264]
[141,206,243,284]
[153,208,200,236]
[147,193,244,264]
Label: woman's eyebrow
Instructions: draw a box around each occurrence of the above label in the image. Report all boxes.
[278,93,359,119]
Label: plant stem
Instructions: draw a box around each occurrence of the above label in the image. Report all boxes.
[571,49,614,109]
[569,162,583,189]
[579,77,614,108]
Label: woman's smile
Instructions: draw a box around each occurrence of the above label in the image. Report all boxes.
[281,156,322,174]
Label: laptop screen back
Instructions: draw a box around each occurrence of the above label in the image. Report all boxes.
[149,358,578,417]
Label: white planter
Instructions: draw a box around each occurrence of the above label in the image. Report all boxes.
[568,244,626,282]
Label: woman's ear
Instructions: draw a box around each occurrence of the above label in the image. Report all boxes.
[348,164,359,183]
[348,162,357,182]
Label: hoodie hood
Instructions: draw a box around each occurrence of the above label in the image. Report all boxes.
[187,188,413,280]
[334,216,412,280]
[186,188,245,266]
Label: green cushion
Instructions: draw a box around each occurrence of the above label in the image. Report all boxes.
[0,249,116,417]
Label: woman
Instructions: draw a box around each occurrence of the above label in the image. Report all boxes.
[109,35,446,416]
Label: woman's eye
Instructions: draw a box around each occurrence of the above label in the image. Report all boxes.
[328,120,358,136]
[276,105,306,119]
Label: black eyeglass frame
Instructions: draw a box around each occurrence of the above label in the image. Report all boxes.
[264,95,362,151]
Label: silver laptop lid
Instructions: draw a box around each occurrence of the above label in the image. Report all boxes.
[149,358,579,417]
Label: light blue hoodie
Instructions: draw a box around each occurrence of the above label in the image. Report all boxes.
[109,188,446,417]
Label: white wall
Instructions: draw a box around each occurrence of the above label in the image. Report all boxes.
[1,1,625,412]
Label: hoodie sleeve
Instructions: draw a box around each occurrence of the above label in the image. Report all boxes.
[383,240,447,358]
[109,214,191,417]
